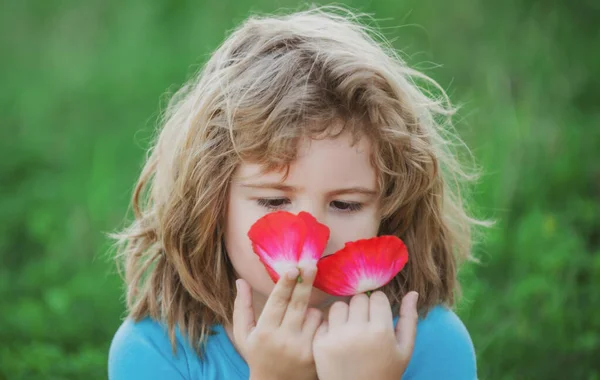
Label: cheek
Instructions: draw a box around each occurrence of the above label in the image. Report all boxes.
[224,196,274,296]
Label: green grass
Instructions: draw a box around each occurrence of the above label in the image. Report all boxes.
[1,0,598,378]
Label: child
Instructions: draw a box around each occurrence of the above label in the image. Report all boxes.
[109,6,481,380]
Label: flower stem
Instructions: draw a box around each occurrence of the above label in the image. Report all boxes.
[366,291,372,296]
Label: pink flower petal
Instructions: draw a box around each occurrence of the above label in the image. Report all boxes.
[297,212,330,266]
[314,236,409,296]
[248,211,330,282]
[247,211,307,282]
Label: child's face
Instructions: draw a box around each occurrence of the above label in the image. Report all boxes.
[225,131,381,309]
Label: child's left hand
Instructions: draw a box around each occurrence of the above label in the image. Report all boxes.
[313,291,419,380]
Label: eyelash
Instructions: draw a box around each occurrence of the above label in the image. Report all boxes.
[256,198,363,213]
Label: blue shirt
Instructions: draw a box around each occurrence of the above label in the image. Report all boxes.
[109,305,476,379]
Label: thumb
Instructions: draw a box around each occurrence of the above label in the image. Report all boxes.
[395,291,419,358]
[233,279,255,348]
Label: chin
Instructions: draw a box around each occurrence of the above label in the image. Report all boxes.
[308,288,344,309]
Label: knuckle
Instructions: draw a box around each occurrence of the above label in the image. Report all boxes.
[272,336,289,352]
[273,336,305,358]
[370,326,393,344]
[270,295,290,309]
[288,297,307,312]
[398,346,413,361]
[402,308,418,321]
[297,349,314,365]
[369,324,390,337]
[253,328,272,343]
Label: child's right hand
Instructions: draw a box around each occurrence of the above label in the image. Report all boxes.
[233,266,322,380]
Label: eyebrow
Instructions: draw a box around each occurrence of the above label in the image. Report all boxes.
[240,182,378,197]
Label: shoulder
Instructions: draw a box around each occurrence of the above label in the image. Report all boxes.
[108,317,192,380]
[403,306,477,380]
[416,305,473,346]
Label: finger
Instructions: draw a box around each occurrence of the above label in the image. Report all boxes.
[302,307,323,337]
[348,293,370,323]
[281,265,318,330]
[369,291,394,329]
[328,301,349,328]
[256,268,300,328]
[395,291,419,358]
[314,320,329,342]
[233,279,256,347]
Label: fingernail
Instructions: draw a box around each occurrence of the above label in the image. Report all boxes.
[412,292,419,307]
[235,279,240,291]
[286,268,299,280]
[303,266,315,278]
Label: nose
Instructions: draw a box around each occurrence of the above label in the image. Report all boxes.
[294,202,335,258]
[296,201,327,227]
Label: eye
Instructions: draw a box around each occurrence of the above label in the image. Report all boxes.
[256,198,291,210]
[330,201,363,212]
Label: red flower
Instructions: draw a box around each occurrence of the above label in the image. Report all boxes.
[313,236,409,296]
[247,211,330,282]
[247,212,409,295]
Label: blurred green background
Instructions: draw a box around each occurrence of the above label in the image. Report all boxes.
[1,0,598,379]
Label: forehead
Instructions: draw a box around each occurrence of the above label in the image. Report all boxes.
[233,133,377,189]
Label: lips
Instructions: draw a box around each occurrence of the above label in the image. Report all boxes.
[247,211,409,296]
